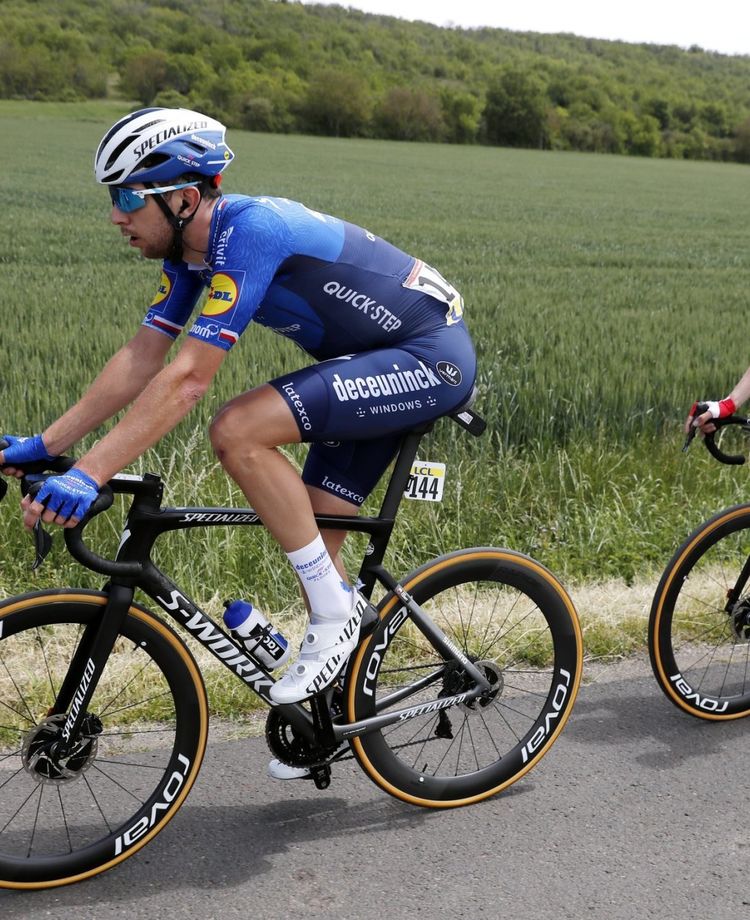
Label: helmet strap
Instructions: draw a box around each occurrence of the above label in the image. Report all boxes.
[147,183,202,263]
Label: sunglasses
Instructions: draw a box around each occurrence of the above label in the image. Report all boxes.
[108,181,200,213]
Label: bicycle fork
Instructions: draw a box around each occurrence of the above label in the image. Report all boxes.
[44,583,133,762]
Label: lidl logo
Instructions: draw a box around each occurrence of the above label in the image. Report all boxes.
[204,272,239,317]
[150,270,172,307]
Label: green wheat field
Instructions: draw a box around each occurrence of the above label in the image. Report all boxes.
[3,100,750,696]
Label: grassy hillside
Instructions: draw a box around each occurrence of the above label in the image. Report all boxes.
[2,0,750,158]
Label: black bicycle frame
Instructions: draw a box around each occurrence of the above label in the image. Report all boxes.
[34,418,490,754]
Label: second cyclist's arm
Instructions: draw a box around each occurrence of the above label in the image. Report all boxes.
[73,337,226,484]
[42,327,175,455]
[725,365,750,411]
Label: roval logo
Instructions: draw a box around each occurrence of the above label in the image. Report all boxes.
[114,753,191,854]
[669,672,729,712]
[520,668,572,762]
[362,606,410,696]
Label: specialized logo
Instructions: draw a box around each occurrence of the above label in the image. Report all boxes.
[180,511,260,523]
[323,281,402,332]
[150,270,172,307]
[332,361,442,402]
[398,694,468,721]
[61,658,96,742]
[133,120,209,158]
[204,272,239,317]
[436,361,462,387]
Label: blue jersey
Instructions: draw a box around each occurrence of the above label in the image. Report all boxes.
[142,194,477,506]
[143,195,465,358]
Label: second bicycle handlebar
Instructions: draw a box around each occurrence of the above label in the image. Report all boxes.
[685,408,750,466]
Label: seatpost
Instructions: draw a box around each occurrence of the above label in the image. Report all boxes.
[376,424,432,520]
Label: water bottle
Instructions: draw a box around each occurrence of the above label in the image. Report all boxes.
[223,600,292,670]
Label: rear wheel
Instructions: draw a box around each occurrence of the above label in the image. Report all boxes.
[0,590,208,889]
[345,549,582,806]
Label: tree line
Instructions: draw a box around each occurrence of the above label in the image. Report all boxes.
[3,0,750,162]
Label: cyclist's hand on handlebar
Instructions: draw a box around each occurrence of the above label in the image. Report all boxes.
[684,398,737,437]
[21,468,100,530]
[0,434,57,479]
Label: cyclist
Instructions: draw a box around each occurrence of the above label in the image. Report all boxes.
[0,108,477,732]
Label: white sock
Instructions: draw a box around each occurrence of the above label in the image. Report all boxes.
[286,534,353,623]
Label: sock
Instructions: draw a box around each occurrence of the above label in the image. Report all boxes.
[286,534,353,623]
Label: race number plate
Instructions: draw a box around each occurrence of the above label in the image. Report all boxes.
[404,460,446,502]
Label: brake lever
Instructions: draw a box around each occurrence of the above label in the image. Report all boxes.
[682,425,697,452]
[682,401,709,452]
[24,478,54,571]
[32,521,53,571]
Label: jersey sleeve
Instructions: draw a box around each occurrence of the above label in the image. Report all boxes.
[142,262,204,340]
[187,204,295,351]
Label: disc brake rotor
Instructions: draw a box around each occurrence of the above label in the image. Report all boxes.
[21,713,102,784]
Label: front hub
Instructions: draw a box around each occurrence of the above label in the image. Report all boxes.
[22,713,102,784]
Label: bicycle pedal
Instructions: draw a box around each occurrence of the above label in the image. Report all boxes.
[309,763,332,790]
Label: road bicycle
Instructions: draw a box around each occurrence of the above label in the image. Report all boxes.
[650,408,750,719]
[0,405,582,889]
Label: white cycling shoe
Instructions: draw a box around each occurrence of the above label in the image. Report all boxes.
[267,759,313,781]
[269,591,368,705]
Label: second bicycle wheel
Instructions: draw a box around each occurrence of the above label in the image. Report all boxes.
[345,548,582,806]
[0,589,208,889]
[650,504,750,719]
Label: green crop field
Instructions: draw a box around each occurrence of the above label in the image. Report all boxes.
[3,100,750,669]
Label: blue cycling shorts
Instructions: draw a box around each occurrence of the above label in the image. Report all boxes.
[270,320,476,506]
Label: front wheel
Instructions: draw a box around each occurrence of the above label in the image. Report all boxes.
[649,505,750,719]
[0,589,209,889]
[345,548,582,807]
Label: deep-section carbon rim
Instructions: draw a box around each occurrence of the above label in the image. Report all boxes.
[649,505,750,720]
[346,549,582,806]
[0,590,208,888]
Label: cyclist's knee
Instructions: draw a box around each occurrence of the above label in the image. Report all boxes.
[209,387,300,460]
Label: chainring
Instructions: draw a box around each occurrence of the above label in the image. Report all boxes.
[265,708,341,768]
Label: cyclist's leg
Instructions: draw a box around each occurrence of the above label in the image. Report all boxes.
[209,384,317,551]
[209,386,370,703]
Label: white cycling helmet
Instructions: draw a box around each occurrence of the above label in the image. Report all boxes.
[94,107,234,185]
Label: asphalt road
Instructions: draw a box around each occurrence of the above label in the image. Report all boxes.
[2,655,749,920]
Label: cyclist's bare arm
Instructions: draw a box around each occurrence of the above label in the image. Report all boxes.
[65,337,223,480]
[0,327,175,478]
[21,337,225,529]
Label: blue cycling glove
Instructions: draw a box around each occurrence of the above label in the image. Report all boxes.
[36,469,100,520]
[1,434,56,466]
